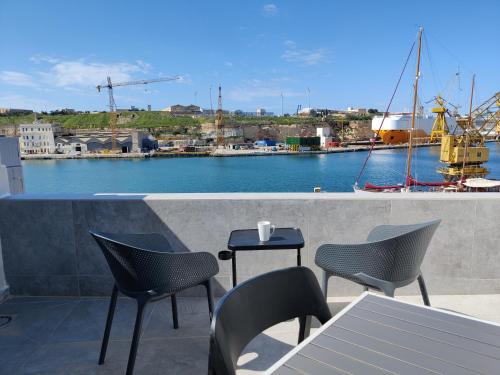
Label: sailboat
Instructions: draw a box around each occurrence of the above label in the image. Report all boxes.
[353,27,457,193]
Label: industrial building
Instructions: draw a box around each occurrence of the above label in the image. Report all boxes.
[55,131,157,154]
[55,135,132,154]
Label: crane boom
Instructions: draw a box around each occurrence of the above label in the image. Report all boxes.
[96,75,179,151]
[97,76,180,91]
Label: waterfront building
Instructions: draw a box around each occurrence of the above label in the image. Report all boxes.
[316,127,332,147]
[55,135,129,154]
[18,120,61,154]
[55,131,157,154]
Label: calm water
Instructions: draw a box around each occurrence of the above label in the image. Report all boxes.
[22,143,500,193]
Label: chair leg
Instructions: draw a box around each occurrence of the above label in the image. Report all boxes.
[322,271,330,299]
[204,279,214,320]
[171,294,179,329]
[382,288,395,298]
[417,274,431,306]
[99,284,118,365]
[298,316,312,344]
[126,299,148,375]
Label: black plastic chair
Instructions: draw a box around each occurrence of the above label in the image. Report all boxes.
[208,266,332,375]
[89,231,219,375]
[315,219,441,306]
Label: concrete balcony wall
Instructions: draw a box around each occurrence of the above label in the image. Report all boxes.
[0,192,499,297]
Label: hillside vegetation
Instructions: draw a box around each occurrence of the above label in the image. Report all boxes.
[0,111,372,131]
[0,112,202,129]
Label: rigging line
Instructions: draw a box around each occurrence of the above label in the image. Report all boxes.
[423,30,441,93]
[439,72,460,102]
[354,39,416,186]
[425,30,474,76]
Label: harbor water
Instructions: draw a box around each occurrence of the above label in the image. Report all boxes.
[22,143,500,193]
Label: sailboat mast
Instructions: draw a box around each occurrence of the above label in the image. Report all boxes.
[405,27,423,188]
[460,74,475,181]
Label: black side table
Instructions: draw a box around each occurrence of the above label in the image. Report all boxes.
[219,227,304,287]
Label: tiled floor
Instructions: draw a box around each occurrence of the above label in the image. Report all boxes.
[1,294,500,375]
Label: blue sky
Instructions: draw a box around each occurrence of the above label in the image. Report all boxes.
[0,0,498,114]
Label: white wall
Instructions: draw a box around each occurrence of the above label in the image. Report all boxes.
[0,137,24,299]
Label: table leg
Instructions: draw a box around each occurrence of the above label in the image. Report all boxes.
[231,251,237,287]
[297,248,301,266]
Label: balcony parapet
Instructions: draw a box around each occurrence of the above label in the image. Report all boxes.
[0,192,499,297]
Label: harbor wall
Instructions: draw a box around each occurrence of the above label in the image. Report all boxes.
[0,193,499,297]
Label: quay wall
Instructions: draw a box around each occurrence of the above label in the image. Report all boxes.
[0,193,499,297]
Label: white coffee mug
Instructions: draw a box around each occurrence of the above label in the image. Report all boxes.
[258,221,275,242]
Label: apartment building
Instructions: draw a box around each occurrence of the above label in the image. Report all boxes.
[18,121,62,154]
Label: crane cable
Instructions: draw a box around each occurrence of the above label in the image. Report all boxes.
[354,39,416,187]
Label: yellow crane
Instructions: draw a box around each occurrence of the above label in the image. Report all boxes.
[97,75,179,151]
[438,86,499,181]
[471,91,500,136]
[215,85,224,147]
[429,95,453,142]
